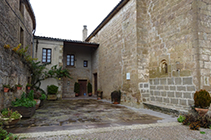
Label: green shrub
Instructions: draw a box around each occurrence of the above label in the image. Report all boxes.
[177,115,186,123]
[11,90,36,107]
[47,85,58,94]
[40,93,47,100]
[1,108,21,119]
[74,82,80,93]
[3,84,10,88]
[87,82,92,93]
[194,89,211,108]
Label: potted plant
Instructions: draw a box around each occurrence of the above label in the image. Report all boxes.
[15,84,22,90]
[194,89,211,116]
[0,108,22,128]
[34,90,42,109]
[11,90,36,118]
[111,90,121,104]
[39,93,47,107]
[87,82,92,96]
[97,89,103,100]
[47,85,58,100]
[26,83,32,90]
[3,85,10,93]
[74,82,80,97]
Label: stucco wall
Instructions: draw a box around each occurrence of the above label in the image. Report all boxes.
[0,0,35,110]
[33,39,63,98]
[63,43,93,97]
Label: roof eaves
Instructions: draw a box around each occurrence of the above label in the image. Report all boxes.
[34,36,99,46]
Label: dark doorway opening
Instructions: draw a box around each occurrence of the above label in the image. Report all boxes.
[78,80,87,96]
[94,73,97,95]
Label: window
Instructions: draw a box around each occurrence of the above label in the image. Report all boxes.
[160,59,168,74]
[19,0,24,15]
[67,54,75,66]
[42,48,51,63]
[20,27,24,47]
[84,60,88,67]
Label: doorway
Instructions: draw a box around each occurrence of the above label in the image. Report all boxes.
[78,80,87,96]
[94,73,97,95]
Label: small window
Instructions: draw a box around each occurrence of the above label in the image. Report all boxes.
[42,48,51,63]
[84,60,88,67]
[67,54,75,66]
[160,59,168,74]
[20,27,24,47]
[19,0,24,15]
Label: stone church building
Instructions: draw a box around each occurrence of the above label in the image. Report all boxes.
[34,0,211,112]
[1,0,211,113]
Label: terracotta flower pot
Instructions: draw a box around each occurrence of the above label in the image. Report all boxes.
[88,93,92,96]
[4,87,9,92]
[75,93,79,97]
[34,99,41,110]
[17,86,22,90]
[27,86,31,90]
[47,95,58,101]
[195,108,209,116]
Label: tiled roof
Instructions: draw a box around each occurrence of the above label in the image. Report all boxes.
[34,36,99,46]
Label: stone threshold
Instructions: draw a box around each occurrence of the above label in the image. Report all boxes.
[143,101,189,116]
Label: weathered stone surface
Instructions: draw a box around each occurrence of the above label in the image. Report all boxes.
[176,92,182,98]
[180,99,187,106]
[168,78,175,85]
[154,79,159,85]
[183,92,192,99]
[0,0,34,109]
[157,86,163,90]
[167,92,175,97]
[187,86,195,91]
[170,86,176,91]
[175,78,182,85]
[183,78,192,85]
[171,99,178,104]
[150,86,156,90]
[177,86,186,91]
[160,79,166,85]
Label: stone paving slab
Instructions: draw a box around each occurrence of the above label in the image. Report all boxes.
[6,99,163,134]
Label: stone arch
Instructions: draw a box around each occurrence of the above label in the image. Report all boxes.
[159,59,168,74]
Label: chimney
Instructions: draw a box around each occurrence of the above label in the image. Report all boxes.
[82,25,87,41]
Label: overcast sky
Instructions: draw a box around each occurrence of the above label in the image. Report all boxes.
[30,0,121,41]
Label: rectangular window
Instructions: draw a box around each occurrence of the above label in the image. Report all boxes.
[20,27,24,47]
[67,54,75,66]
[84,60,88,67]
[42,48,51,63]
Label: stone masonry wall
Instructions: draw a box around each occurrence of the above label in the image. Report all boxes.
[90,0,140,107]
[197,0,211,91]
[0,0,35,110]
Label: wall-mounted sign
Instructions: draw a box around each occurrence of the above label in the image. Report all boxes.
[126,73,130,80]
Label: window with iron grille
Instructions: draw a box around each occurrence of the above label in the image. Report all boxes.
[42,48,51,63]
[67,54,75,66]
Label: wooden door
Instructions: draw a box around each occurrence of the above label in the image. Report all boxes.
[78,80,87,96]
[94,73,97,95]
